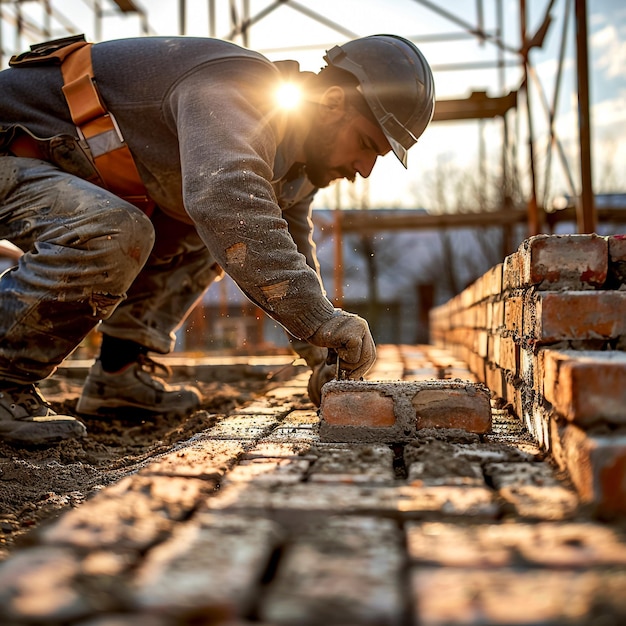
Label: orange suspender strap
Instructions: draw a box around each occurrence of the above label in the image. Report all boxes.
[60,44,155,216]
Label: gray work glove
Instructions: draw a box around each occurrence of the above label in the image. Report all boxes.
[288,339,334,407]
[307,358,336,407]
[307,310,376,381]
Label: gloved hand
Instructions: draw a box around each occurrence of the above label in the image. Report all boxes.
[288,339,333,406]
[307,310,376,380]
[307,359,337,407]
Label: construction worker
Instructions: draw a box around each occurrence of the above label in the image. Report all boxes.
[0,34,435,445]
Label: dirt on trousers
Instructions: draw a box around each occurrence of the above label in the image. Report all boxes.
[0,360,294,560]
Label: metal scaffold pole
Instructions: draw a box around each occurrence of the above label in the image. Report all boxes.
[575,0,596,233]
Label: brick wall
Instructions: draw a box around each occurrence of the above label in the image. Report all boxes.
[430,234,626,517]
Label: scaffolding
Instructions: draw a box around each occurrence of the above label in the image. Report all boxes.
[0,0,597,234]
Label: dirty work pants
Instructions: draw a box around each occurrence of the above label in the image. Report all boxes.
[0,157,219,384]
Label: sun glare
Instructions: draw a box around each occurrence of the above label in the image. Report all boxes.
[275,82,301,110]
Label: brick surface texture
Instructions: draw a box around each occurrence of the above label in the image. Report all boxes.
[2,342,625,624]
[430,233,626,519]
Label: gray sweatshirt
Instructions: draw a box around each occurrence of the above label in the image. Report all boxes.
[0,36,335,340]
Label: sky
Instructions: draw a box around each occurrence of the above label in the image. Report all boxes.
[1,0,624,212]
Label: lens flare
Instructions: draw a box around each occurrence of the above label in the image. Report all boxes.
[275,82,301,109]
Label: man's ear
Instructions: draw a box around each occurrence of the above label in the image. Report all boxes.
[317,86,346,124]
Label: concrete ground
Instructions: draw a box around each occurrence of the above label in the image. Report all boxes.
[1,344,625,625]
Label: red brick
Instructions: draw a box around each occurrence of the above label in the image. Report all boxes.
[491,300,504,332]
[520,233,608,289]
[41,475,213,550]
[608,234,626,286]
[503,249,523,290]
[494,334,519,374]
[320,380,492,442]
[475,329,489,358]
[406,521,626,568]
[132,512,283,618]
[413,387,492,434]
[554,423,626,517]
[543,349,626,426]
[503,295,523,335]
[485,363,506,399]
[411,568,626,625]
[321,388,396,428]
[483,262,503,298]
[259,517,404,625]
[0,547,91,621]
[475,302,487,329]
[527,291,626,343]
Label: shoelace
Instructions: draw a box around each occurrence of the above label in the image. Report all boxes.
[0,384,50,416]
[136,354,172,379]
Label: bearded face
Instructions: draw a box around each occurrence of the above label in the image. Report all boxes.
[301,103,390,188]
[303,116,356,188]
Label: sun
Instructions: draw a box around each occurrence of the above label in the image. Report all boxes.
[275,82,301,110]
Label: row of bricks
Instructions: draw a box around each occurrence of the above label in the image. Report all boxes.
[429,234,626,516]
[434,339,626,515]
[0,415,592,624]
[4,513,625,625]
[319,379,492,442]
[434,233,626,317]
[434,339,626,430]
[431,290,626,346]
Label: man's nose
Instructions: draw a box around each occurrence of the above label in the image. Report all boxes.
[355,153,377,178]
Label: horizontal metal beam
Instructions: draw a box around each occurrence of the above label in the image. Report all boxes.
[110,0,143,13]
[313,206,626,235]
[313,209,527,234]
[433,90,518,122]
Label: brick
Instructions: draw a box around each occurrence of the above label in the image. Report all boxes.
[527,290,626,343]
[485,363,505,398]
[519,233,608,289]
[503,295,523,335]
[491,299,504,332]
[243,441,316,459]
[553,424,626,516]
[140,439,246,478]
[308,444,396,484]
[608,234,626,286]
[475,329,489,358]
[132,512,283,618]
[78,616,170,626]
[224,457,310,484]
[484,462,579,519]
[413,386,492,433]
[320,380,491,442]
[41,475,213,550]
[207,482,499,518]
[494,333,519,373]
[321,386,397,429]
[407,459,484,486]
[475,302,487,330]
[208,413,281,439]
[259,516,404,625]
[411,568,626,625]
[0,547,93,622]
[466,350,485,382]
[261,427,320,444]
[542,349,626,426]
[502,248,523,290]
[406,521,626,568]
[483,262,503,298]
[280,409,319,427]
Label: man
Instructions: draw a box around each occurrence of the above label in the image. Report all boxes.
[0,33,435,445]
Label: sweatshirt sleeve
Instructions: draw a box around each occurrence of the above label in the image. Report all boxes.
[167,63,335,340]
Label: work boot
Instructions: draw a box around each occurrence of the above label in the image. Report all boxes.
[76,355,202,417]
[0,382,87,445]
